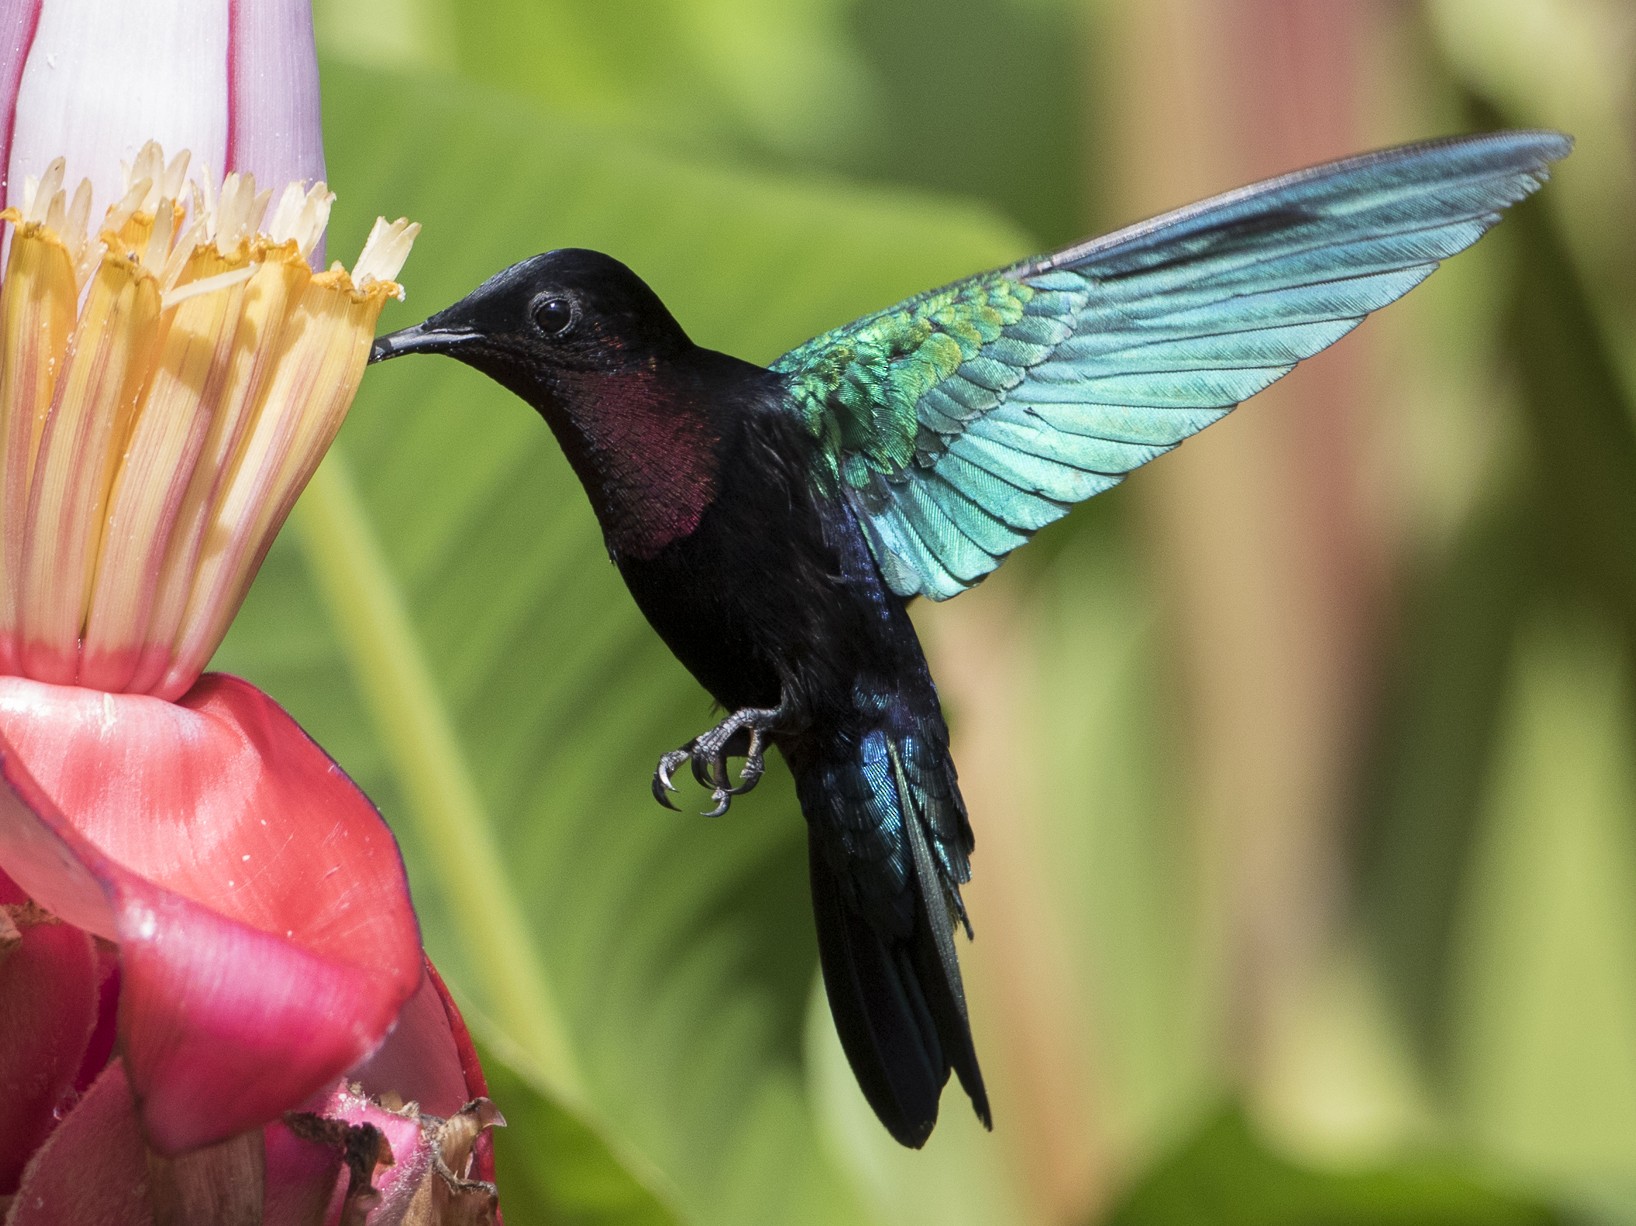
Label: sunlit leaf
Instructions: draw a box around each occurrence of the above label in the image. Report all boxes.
[410,0,875,159]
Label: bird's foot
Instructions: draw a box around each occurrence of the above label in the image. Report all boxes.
[652,703,786,816]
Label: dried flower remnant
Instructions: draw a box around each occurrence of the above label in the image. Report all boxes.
[283,1091,504,1226]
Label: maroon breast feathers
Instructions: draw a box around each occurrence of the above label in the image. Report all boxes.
[553,367,722,559]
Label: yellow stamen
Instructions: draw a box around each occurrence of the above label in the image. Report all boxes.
[133,246,312,697]
[0,139,417,697]
[18,251,162,684]
[163,241,413,698]
[80,245,249,691]
[0,217,77,670]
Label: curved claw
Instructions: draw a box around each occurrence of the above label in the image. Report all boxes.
[724,759,764,797]
[652,749,690,811]
[722,729,767,797]
[657,701,788,817]
[691,748,729,793]
[653,779,680,811]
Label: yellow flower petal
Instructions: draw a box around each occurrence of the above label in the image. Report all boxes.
[19,252,161,685]
[81,246,250,691]
[162,258,400,699]
[0,144,416,696]
[0,219,78,673]
[126,250,310,697]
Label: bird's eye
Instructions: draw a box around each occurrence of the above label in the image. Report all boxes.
[533,296,577,337]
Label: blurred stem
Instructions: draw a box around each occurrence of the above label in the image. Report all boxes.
[1094,0,1388,1088]
[292,451,588,1108]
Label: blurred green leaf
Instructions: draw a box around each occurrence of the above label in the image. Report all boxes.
[1360,101,1636,1092]
[1103,1106,1561,1226]
[1355,504,1536,1078]
[216,57,1029,1226]
[843,0,1090,246]
[431,0,874,160]
[1500,148,1636,633]
[315,0,1093,248]
[479,1039,677,1226]
[1020,510,1213,1151]
[1448,612,1636,1181]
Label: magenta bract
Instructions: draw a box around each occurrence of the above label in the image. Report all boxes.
[0,673,424,1155]
[0,5,494,1222]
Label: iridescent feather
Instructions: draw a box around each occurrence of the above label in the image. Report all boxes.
[773,130,1572,600]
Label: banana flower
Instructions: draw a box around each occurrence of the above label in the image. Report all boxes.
[0,3,500,1222]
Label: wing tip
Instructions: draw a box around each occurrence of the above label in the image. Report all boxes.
[1300,127,1574,180]
[1027,128,1574,279]
[1460,128,1574,184]
[1480,127,1574,165]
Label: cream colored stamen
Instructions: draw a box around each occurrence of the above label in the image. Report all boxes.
[0,140,416,698]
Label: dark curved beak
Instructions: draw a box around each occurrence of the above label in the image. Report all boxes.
[369,321,482,364]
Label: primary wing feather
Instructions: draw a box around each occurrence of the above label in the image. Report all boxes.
[772,130,1572,600]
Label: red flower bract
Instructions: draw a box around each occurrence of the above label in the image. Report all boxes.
[3,957,499,1224]
[0,4,495,1220]
[0,866,106,1191]
[0,673,422,1154]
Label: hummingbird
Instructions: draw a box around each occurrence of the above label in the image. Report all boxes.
[369,131,1569,1147]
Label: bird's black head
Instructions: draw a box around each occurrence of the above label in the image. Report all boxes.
[371,247,748,559]
[369,248,694,410]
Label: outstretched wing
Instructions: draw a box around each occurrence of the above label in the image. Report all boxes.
[772,130,1572,600]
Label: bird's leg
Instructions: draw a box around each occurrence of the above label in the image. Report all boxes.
[652,701,788,817]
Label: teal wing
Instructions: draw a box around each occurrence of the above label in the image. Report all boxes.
[771,130,1572,600]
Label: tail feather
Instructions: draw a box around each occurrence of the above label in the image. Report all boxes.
[797,726,990,1147]
[809,835,944,1145]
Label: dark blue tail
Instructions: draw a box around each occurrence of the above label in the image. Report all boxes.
[792,719,990,1147]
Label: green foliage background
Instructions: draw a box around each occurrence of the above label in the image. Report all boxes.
[214,1,1636,1222]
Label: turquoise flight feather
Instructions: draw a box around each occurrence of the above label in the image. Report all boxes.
[772,130,1572,601]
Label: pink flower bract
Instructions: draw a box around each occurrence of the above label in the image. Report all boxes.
[0,673,423,1154]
